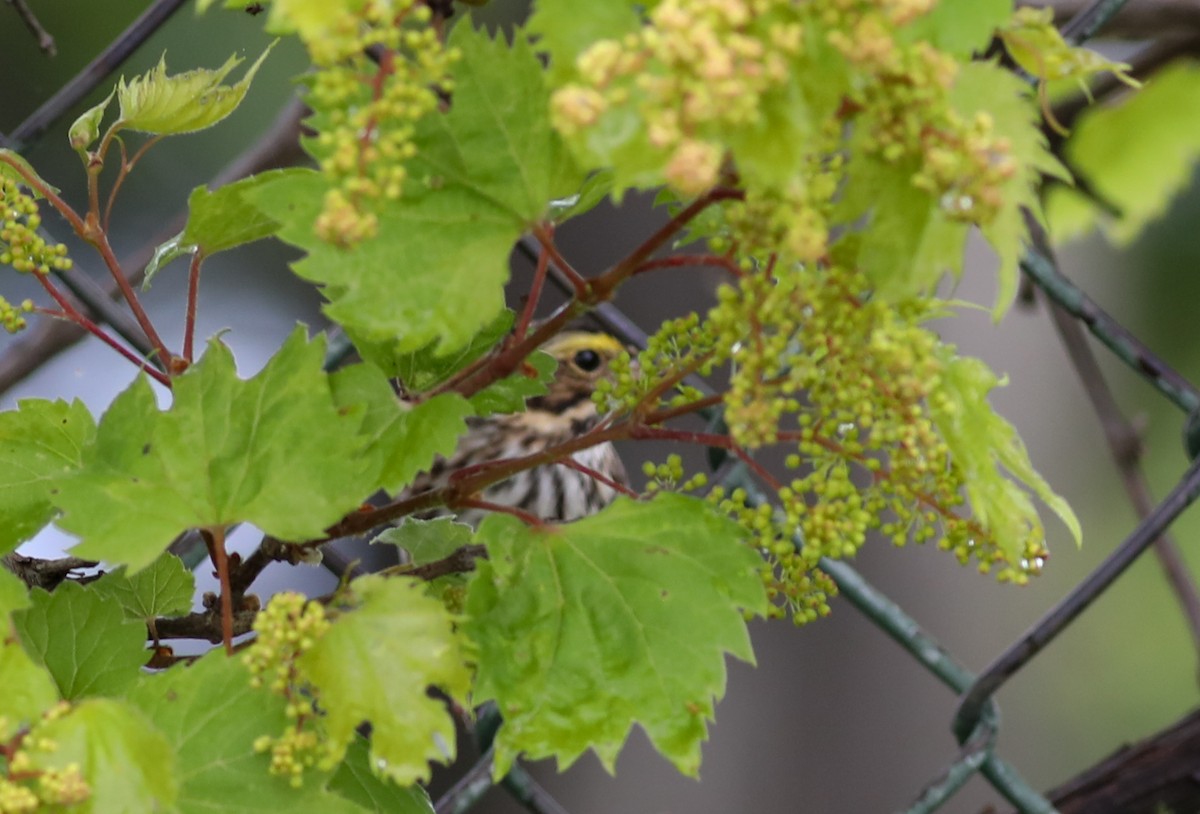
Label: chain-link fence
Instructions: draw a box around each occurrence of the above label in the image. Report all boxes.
[3,1,1197,812]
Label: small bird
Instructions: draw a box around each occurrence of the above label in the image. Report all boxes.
[409,331,629,526]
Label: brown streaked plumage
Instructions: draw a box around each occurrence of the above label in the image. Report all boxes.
[406,331,628,527]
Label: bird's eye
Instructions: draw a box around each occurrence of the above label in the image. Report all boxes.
[573,349,602,372]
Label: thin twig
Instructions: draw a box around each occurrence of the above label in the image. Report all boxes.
[5,0,56,56]
[183,252,203,362]
[206,527,235,654]
[8,0,190,149]
[514,228,553,343]
[1030,223,1200,675]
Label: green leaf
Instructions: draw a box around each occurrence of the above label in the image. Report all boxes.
[12,582,149,699]
[0,148,59,195]
[362,309,513,389]
[329,363,473,493]
[836,155,969,300]
[143,169,302,287]
[373,518,474,567]
[301,576,471,786]
[55,329,375,571]
[250,25,583,355]
[0,398,95,554]
[950,62,1067,317]
[465,494,767,776]
[0,639,59,730]
[930,353,1082,556]
[116,45,273,135]
[527,0,642,83]
[26,698,178,813]
[68,88,115,153]
[900,0,1012,57]
[92,553,194,621]
[329,737,435,814]
[0,567,30,616]
[468,350,555,415]
[127,652,365,813]
[1047,61,1200,245]
[549,170,615,223]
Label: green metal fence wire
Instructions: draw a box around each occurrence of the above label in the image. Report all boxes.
[12,0,1200,812]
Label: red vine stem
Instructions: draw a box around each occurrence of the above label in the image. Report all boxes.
[457,497,545,527]
[34,274,171,386]
[531,221,587,294]
[514,225,553,343]
[104,134,162,231]
[183,252,203,362]
[207,526,235,655]
[560,457,639,498]
[633,253,742,277]
[0,152,174,367]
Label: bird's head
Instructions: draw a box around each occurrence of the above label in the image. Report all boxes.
[527,331,626,422]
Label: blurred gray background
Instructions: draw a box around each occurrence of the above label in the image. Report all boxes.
[3,3,1198,812]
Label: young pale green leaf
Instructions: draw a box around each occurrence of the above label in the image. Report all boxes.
[468,351,555,416]
[143,169,302,288]
[68,88,115,154]
[12,582,149,699]
[0,640,59,730]
[0,398,95,554]
[26,698,178,813]
[899,0,1012,57]
[329,363,473,493]
[374,518,474,567]
[0,148,58,194]
[836,155,969,301]
[329,737,435,814]
[300,575,471,787]
[55,329,376,571]
[951,62,1068,318]
[127,652,366,813]
[1047,61,1200,244]
[250,25,583,355]
[548,170,615,223]
[930,353,1082,558]
[92,554,194,621]
[465,494,768,777]
[116,45,273,135]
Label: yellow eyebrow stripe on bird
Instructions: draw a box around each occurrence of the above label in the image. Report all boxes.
[540,331,626,356]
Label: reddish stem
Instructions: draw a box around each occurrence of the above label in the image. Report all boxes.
[560,457,638,498]
[456,497,545,527]
[104,135,162,232]
[183,252,203,362]
[515,226,553,343]
[531,222,588,294]
[633,253,742,277]
[207,526,235,655]
[90,232,173,366]
[34,275,171,387]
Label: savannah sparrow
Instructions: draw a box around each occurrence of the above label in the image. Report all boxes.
[408,331,629,527]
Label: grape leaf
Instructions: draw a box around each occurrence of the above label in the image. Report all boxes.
[55,329,376,571]
[143,169,303,287]
[116,46,273,135]
[127,652,365,814]
[92,553,194,621]
[12,582,149,699]
[26,698,178,813]
[329,737,435,814]
[249,24,583,355]
[329,363,473,493]
[0,640,59,730]
[0,567,30,616]
[1047,61,1200,245]
[353,309,513,388]
[465,493,768,776]
[373,518,473,567]
[0,398,95,554]
[300,575,471,786]
[469,350,555,415]
[951,62,1068,317]
[527,0,642,83]
[930,353,1082,556]
[900,0,1012,57]
[69,88,115,154]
